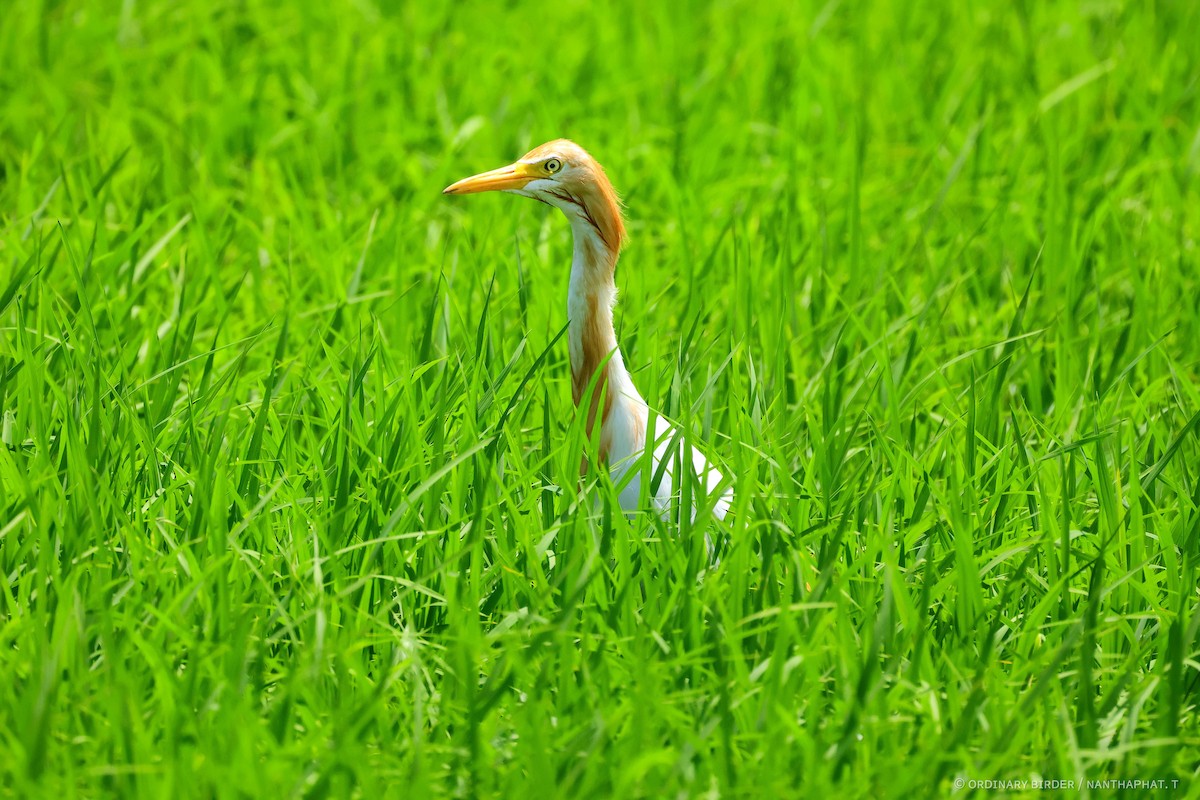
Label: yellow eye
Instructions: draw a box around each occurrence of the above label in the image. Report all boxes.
[544,159,562,174]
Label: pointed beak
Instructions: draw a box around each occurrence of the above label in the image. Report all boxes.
[443,161,537,195]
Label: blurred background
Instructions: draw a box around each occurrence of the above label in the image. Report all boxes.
[4,0,1195,357]
[1,0,1198,796]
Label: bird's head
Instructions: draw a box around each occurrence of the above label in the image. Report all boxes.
[444,139,625,253]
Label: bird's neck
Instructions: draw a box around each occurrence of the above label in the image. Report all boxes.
[567,218,641,449]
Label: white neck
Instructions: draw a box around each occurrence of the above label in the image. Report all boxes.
[566,217,645,411]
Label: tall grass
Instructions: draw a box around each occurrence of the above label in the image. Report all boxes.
[1,0,1198,796]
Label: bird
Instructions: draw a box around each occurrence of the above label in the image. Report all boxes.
[444,139,732,523]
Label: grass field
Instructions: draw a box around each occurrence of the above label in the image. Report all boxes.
[2,0,1199,797]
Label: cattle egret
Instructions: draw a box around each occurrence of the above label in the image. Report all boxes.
[445,139,731,523]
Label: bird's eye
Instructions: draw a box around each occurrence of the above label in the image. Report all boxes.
[544,159,562,174]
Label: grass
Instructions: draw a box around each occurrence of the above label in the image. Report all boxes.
[1,0,1199,796]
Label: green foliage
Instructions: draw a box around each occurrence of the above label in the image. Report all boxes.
[1,0,1198,796]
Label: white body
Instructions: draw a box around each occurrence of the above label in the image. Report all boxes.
[565,216,732,522]
[611,413,733,522]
